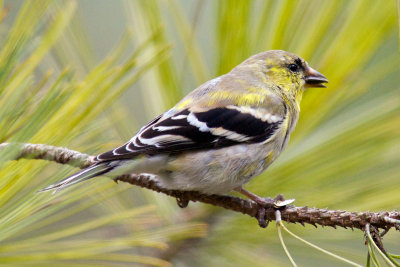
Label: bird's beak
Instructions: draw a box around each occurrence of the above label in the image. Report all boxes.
[304,67,328,88]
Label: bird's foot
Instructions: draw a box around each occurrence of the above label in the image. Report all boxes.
[254,194,295,209]
[234,188,294,228]
[176,196,189,208]
[255,194,295,228]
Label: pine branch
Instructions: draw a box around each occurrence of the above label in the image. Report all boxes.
[2,142,399,231]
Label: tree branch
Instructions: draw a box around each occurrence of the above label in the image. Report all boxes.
[2,142,399,231]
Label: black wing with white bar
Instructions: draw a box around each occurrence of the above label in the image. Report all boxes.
[96,106,286,161]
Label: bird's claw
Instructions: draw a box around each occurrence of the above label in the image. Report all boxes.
[257,207,269,228]
[176,197,189,208]
[256,194,295,228]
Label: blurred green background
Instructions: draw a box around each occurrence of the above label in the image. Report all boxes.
[0,0,399,266]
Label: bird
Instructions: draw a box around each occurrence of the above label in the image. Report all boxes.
[40,50,328,207]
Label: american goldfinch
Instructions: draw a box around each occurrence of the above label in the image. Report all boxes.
[41,50,327,206]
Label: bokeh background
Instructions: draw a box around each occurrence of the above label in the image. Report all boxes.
[0,0,399,266]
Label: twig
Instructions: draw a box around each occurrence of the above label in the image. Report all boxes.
[2,142,400,231]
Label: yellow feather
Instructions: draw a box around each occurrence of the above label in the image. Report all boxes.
[208,90,266,106]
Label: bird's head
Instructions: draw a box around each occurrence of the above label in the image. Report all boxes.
[263,50,327,87]
[238,50,328,107]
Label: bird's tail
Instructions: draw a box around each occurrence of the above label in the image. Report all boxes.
[38,162,115,194]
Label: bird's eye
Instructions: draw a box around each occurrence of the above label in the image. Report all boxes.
[288,64,299,72]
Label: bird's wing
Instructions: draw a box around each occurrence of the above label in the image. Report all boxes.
[95,104,287,161]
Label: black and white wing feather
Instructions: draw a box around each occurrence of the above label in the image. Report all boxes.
[40,105,286,193]
[96,105,287,161]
